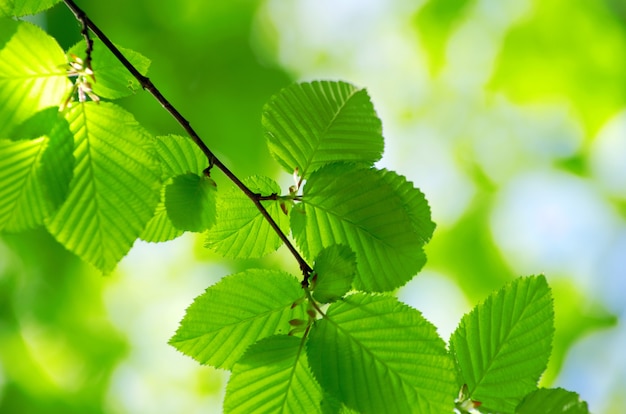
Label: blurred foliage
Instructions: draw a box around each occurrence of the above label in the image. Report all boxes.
[0,229,126,413]
[1,0,625,412]
[489,0,626,136]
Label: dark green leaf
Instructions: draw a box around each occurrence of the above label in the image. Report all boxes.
[263,80,383,178]
[224,335,322,414]
[307,293,457,413]
[165,173,217,232]
[311,245,356,303]
[169,269,307,370]
[449,275,555,413]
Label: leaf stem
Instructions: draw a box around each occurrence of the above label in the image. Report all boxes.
[62,0,313,282]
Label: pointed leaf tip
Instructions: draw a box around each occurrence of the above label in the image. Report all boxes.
[263,80,384,178]
[450,275,554,413]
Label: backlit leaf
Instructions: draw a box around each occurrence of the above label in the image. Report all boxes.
[224,335,322,414]
[205,175,289,259]
[153,134,207,178]
[165,173,217,232]
[0,19,71,136]
[516,388,589,414]
[46,101,161,273]
[307,293,457,413]
[449,275,554,413]
[263,80,383,178]
[140,134,208,242]
[169,269,307,370]
[291,164,431,292]
[311,245,356,303]
[0,112,73,232]
[2,0,60,17]
[67,38,151,100]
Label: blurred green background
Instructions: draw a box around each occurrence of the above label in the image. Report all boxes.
[1,0,625,412]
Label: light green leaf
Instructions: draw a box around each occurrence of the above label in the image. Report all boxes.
[307,293,457,413]
[1,0,60,17]
[311,245,356,303]
[68,39,151,100]
[449,275,554,413]
[0,19,71,136]
[165,173,217,232]
[169,269,307,370]
[205,175,289,259]
[140,135,208,242]
[291,164,431,292]
[46,101,161,273]
[154,134,207,178]
[139,187,184,242]
[516,388,589,414]
[224,335,323,414]
[0,112,73,232]
[263,80,383,178]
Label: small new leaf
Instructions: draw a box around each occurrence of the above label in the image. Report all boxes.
[169,269,307,370]
[67,38,151,100]
[311,245,356,303]
[449,275,555,413]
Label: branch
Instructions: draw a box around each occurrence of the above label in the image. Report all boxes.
[62,0,314,284]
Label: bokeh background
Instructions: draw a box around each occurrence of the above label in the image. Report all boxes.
[1,0,625,412]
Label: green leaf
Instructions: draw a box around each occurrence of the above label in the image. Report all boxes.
[0,19,71,136]
[139,186,184,242]
[291,164,431,292]
[169,269,307,370]
[307,293,457,413]
[164,173,217,232]
[140,135,208,242]
[67,38,151,100]
[449,275,555,413]
[205,175,289,259]
[1,0,61,17]
[46,101,161,273]
[153,134,207,178]
[263,80,383,178]
[224,335,323,414]
[516,388,589,414]
[0,112,73,232]
[311,245,356,303]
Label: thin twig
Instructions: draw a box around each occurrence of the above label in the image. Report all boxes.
[62,0,313,284]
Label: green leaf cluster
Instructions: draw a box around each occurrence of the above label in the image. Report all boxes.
[0,4,592,413]
[0,18,218,272]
